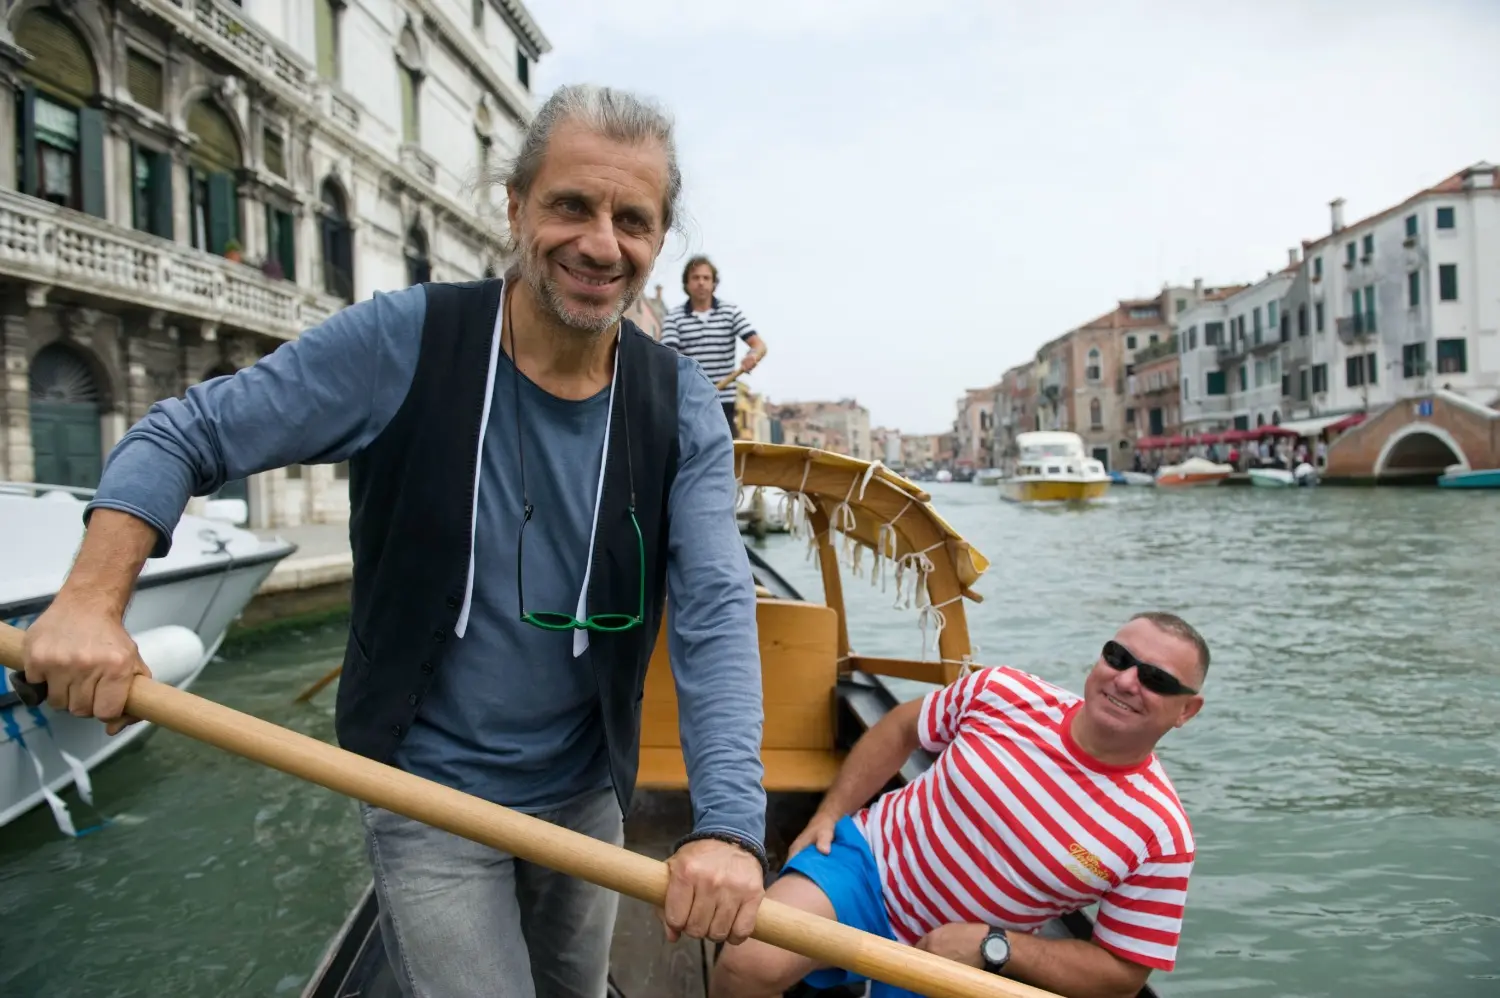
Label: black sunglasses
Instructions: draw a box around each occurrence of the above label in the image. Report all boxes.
[1101,640,1197,697]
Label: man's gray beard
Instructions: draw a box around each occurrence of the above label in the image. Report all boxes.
[517,239,642,336]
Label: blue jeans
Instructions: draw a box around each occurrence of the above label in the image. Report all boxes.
[781,815,924,998]
[359,787,623,998]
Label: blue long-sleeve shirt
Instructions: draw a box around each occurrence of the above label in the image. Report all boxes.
[84,282,767,847]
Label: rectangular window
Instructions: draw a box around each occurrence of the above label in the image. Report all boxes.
[1298,368,1308,400]
[1126,335,1137,350]
[1367,352,1378,385]
[1436,206,1455,230]
[1436,338,1468,374]
[1315,301,1325,332]
[1206,371,1226,395]
[1402,343,1425,379]
[1254,359,1265,388]
[1312,364,1328,394]
[1238,366,1247,392]
[1363,285,1376,333]
[1439,264,1458,301]
[1314,256,1323,280]
[1362,233,1374,258]
[1346,356,1365,388]
[1405,214,1418,238]
[517,48,530,89]
[1408,270,1420,307]
[1253,306,1262,340]
[1281,374,1290,397]
[1297,303,1308,337]
[1346,242,1356,265]
[1267,301,1279,332]
[1204,321,1223,346]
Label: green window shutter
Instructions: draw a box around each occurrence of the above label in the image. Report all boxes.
[19,85,38,196]
[400,68,417,143]
[79,105,106,218]
[126,51,163,111]
[277,209,296,281]
[207,171,236,254]
[150,149,174,239]
[316,0,338,80]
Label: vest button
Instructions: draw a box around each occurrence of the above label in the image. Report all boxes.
[446,595,459,609]
[433,629,446,643]
[408,693,419,706]
[390,724,403,737]
[421,661,434,674]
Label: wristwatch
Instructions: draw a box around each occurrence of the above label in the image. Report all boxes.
[980,926,1011,973]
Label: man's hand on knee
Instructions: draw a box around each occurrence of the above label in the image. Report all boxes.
[662,838,766,945]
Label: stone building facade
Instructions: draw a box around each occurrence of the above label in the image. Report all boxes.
[0,0,548,528]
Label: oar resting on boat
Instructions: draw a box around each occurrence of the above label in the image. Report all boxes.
[0,621,1057,998]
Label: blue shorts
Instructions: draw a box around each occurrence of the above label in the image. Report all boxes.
[779,815,924,998]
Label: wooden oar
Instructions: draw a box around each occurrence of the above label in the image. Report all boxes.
[293,664,342,703]
[0,624,1060,998]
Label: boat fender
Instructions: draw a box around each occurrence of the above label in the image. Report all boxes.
[134,626,208,689]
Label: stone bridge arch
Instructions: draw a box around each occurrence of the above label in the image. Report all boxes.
[1326,390,1500,481]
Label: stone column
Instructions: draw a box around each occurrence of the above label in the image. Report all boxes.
[0,36,27,193]
[0,300,33,482]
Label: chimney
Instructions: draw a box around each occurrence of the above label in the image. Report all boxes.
[1329,197,1345,233]
[1192,277,1203,296]
[1288,246,1300,267]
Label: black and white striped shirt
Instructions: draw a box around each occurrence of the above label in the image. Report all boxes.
[660,297,758,402]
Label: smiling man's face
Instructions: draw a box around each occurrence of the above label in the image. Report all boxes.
[1081,617,1204,752]
[507,119,668,334]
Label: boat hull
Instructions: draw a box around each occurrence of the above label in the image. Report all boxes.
[1,484,296,830]
[1000,478,1111,502]
[1437,468,1500,489]
[1248,468,1295,488]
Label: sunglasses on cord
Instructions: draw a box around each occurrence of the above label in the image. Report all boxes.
[1101,640,1198,697]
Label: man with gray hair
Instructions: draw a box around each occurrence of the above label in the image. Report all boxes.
[18,84,769,996]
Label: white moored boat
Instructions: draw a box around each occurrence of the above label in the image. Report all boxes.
[1155,457,1234,488]
[1,483,297,833]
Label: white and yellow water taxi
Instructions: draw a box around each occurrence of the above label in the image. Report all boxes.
[999,431,1111,503]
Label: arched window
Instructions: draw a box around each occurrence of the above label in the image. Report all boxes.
[186,98,243,255]
[1086,348,1102,381]
[404,223,430,285]
[396,25,423,146]
[30,342,104,488]
[15,9,103,216]
[1089,398,1102,429]
[320,178,354,302]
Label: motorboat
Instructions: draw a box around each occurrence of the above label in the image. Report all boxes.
[973,467,1003,486]
[0,482,297,833]
[1110,470,1155,486]
[1437,465,1500,489]
[999,431,1111,502]
[1248,467,1295,488]
[1155,457,1234,488]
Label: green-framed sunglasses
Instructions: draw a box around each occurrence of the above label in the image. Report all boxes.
[506,284,644,634]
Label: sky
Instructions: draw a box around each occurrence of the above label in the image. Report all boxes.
[523,0,1500,434]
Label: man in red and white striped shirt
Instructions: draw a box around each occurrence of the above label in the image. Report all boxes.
[711,611,1209,998]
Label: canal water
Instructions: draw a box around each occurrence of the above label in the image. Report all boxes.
[1,483,1497,997]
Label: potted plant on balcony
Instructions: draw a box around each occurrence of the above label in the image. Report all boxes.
[224,239,243,264]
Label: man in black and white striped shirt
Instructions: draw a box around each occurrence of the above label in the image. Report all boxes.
[660,256,768,430]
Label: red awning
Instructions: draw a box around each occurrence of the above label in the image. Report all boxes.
[1165,435,1190,446]
[1328,411,1368,433]
[1135,436,1165,448]
[1257,425,1299,438]
[1221,429,1254,442]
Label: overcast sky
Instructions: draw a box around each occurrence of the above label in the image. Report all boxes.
[523,0,1500,433]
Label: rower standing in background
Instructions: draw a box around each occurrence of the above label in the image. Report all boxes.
[660,255,768,432]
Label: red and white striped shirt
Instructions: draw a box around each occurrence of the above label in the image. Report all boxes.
[854,665,1195,971]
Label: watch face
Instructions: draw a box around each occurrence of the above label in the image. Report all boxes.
[982,933,1010,965]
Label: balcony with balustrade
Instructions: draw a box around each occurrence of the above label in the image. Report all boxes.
[0,188,341,340]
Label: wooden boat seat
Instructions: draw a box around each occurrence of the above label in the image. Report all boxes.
[636,598,845,793]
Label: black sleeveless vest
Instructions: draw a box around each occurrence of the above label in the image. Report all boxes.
[334,278,681,817]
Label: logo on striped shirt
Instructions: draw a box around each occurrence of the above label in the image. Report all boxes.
[1066,843,1116,887]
